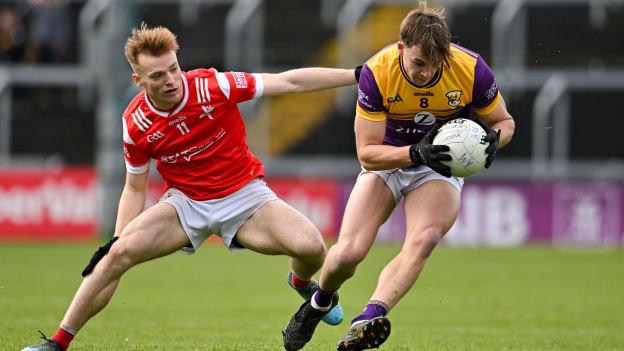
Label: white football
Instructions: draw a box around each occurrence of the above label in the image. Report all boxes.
[432,118,488,177]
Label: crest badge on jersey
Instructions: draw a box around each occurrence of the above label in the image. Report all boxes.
[199,105,214,119]
[445,90,463,107]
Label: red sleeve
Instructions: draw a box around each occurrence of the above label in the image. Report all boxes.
[122,118,150,174]
[221,71,259,103]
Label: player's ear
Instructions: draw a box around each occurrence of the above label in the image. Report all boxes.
[132,73,142,87]
[397,41,405,53]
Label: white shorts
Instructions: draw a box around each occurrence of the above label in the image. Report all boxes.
[361,165,464,204]
[159,178,278,253]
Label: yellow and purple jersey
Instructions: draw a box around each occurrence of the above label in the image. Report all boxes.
[356,43,500,146]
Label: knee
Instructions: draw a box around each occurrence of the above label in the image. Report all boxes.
[333,240,368,268]
[104,238,138,274]
[304,239,327,262]
[404,228,442,259]
[295,228,327,261]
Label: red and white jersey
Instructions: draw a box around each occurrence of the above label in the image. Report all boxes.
[122,69,265,200]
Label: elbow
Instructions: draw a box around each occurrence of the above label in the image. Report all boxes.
[357,146,390,171]
[359,160,374,171]
[358,156,382,171]
[505,116,516,139]
[291,85,304,94]
[123,180,148,195]
[122,185,146,198]
[498,117,516,147]
[358,155,371,170]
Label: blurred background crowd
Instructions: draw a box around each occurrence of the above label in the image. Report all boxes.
[1,0,70,64]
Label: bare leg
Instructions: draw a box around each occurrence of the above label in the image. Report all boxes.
[370,180,460,308]
[280,177,393,351]
[320,174,395,291]
[235,199,327,280]
[61,204,190,331]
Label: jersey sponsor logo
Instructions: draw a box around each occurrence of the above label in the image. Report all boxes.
[159,128,226,163]
[387,93,403,103]
[412,111,436,125]
[445,90,463,107]
[195,77,210,103]
[168,115,188,126]
[485,81,498,100]
[395,126,427,134]
[231,72,248,88]
[131,108,152,132]
[147,131,165,143]
[199,105,214,119]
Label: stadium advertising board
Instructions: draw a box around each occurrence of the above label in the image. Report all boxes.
[0,169,621,247]
[373,181,623,247]
[0,168,97,240]
[266,178,340,237]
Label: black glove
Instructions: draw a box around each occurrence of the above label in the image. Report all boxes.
[355,65,363,82]
[81,236,119,277]
[474,118,501,168]
[409,124,453,177]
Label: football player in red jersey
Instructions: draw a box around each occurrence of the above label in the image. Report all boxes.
[283,5,515,351]
[22,24,355,351]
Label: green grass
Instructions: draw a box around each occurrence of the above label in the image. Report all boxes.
[1,244,623,350]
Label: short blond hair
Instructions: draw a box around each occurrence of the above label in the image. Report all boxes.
[399,7,451,68]
[124,23,179,67]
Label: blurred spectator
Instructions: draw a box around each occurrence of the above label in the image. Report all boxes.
[0,7,28,62]
[22,0,70,63]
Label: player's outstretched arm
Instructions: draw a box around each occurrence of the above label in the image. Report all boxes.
[261,67,357,96]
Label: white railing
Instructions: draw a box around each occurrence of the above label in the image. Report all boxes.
[531,71,624,178]
[491,0,623,74]
[0,65,85,162]
[224,0,263,71]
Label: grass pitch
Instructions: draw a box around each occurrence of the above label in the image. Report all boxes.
[1,243,622,350]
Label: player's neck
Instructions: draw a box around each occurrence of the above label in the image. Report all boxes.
[146,93,179,111]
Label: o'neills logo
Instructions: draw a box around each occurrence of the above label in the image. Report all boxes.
[168,115,188,126]
[413,92,434,96]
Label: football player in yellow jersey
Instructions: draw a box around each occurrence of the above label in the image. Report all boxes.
[283,5,515,351]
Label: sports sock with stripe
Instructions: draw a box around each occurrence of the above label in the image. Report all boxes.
[290,271,311,288]
[51,325,76,350]
[311,288,335,311]
[351,300,389,326]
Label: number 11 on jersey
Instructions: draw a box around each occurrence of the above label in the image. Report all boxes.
[176,122,190,135]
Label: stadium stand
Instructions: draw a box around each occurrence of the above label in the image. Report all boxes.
[1,0,623,168]
[290,2,624,160]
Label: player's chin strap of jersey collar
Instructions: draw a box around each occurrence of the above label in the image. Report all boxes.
[81,236,119,277]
